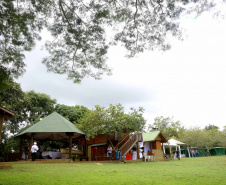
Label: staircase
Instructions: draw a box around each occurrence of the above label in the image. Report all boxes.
[119,133,142,157]
[118,134,129,150]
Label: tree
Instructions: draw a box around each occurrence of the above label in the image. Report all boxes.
[78,104,146,149]
[55,104,89,123]
[0,0,46,78]
[204,124,219,130]
[1,0,223,83]
[0,79,26,134]
[24,91,57,124]
[148,116,183,139]
[0,66,11,91]
[179,126,226,155]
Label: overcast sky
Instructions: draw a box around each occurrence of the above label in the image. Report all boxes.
[16,7,226,130]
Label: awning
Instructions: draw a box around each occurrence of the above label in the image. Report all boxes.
[91,143,107,147]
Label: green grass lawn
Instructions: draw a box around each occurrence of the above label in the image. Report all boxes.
[0,156,226,185]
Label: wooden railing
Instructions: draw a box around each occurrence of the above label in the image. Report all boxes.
[118,134,130,150]
[120,134,138,157]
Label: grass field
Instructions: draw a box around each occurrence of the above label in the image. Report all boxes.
[0,156,226,185]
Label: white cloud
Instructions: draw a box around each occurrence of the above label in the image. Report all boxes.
[16,7,226,130]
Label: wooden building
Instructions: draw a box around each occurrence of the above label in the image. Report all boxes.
[142,130,168,161]
[81,132,143,161]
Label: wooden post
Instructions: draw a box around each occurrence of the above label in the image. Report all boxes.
[69,135,72,159]
[0,112,4,142]
[19,138,23,160]
[137,141,140,160]
[85,139,88,158]
[30,134,34,159]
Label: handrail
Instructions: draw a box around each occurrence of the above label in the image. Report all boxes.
[120,134,138,157]
[118,134,130,150]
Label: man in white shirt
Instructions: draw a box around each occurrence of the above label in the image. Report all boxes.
[31,142,39,161]
[107,145,112,160]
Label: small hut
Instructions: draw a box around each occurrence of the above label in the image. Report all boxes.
[142,130,168,161]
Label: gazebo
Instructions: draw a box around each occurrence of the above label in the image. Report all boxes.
[16,112,85,159]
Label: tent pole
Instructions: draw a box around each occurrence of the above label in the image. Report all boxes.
[30,134,34,159]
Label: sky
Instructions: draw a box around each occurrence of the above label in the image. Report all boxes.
[16,6,226,130]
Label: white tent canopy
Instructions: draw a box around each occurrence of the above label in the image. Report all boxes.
[167,138,185,146]
[163,138,189,158]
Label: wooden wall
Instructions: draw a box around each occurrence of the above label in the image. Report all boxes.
[91,145,108,161]
[81,134,107,145]
[152,141,161,150]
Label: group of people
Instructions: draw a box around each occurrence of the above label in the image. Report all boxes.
[24,142,39,161]
[191,149,199,157]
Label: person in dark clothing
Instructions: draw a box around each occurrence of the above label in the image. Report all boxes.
[195,149,199,157]
[31,142,39,161]
[24,143,30,161]
[92,147,97,161]
[176,150,180,160]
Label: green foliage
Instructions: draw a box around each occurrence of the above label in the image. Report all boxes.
[0,79,26,134]
[0,0,46,78]
[204,124,219,130]
[148,116,183,139]
[78,104,146,142]
[24,90,57,123]
[1,0,222,83]
[0,83,57,134]
[0,124,20,160]
[179,127,226,151]
[55,104,89,123]
[0,66,11,91]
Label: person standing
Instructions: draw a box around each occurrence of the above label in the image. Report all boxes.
[107,145,112,160]
[92,147,97,161]
[176,150,180,160]
[195,149,199,157]
[191,149,195,157]
[31,142,39,161]
[24,143,30,161]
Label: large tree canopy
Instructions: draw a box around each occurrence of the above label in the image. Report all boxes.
[55,104,89,123]
[148,116,184,139]
[1,0,223,83]
[77,104,146,148]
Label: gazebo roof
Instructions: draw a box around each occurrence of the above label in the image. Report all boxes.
[16,112,84,141]
[143,130,168,143]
